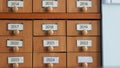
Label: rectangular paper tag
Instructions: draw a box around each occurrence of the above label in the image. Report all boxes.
[43,57,59,64]
[8,24,23,30]
[7,40,23,47]
[78,56,93,63]
[77,40,92,47]
[76,24,92,31]
[43,40,59,47]
[8,57,24,64]
[42,0,58,7]
[8,1,24,7]
[42,24,58,31]
[77,1,92,8]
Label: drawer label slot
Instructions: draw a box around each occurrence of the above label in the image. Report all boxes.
[78,56,93,63]
[43,40,59,47]
[8,1,24,7]
[43,57,59,64]
[76,24,92,31]
[8,24,23,30]
[76,0,92,8]
[77,40,92,47]
[7,40,23,47]
[42,0,58,8]
[8,57,24,64]
[42,24,58,31]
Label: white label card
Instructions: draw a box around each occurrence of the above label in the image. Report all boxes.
[77,1,92,8]
[8,1,24,7]
[78,56,93,63]
[42,0,58,7]
[43,57,59,64]
[8,57,24,64]
[43,40,59,47]
[77,40,92,47]
[7,40,23,47]
[76,24,92,31]
[8,24,23,30]
[42,24,58,31]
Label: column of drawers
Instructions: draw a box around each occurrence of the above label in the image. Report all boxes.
[67,20,101,68]
[0,20,32,68]
[33,20,67,68]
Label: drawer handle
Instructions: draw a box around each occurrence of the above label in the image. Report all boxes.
[48,30,54,35]
[81,6,88,12]
[13,46,19,52]
[13,30,20,36]
[47,63,53,68]
[48,46,54,51]
[12,6,18,13]
[13,63,19,68]
[81,63,88,68]
[46,7,53,12]
[82,30,88,35]
[82,46,88,52]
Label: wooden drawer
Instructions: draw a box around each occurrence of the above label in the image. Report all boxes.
[33,0,66,13]
[67,0,100,13]
[34,37,66,52]
[33,53,66,68]
[67,53,101,68]
[0,53,32,68]
[67,37,100,52]
[34,20,66,36]
[0,0,32,13]
[67,20,100,36]
[0,36,32,52]
[0,20,32,37]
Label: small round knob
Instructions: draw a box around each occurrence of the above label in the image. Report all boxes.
[46,7,53,12]
[82,46,88,52]
[48,46,54,52]
[48,30,54,35]
[81,63,88,68]
[48,63,53,68]
[82,6,88,12]
[13,46,19,52]
[13,63,19,68]
[12,6,18,12]
[13,30,20,36]
[82,30,88,35]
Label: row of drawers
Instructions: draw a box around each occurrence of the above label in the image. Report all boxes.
[0,20,100,36]
[0,36,100,52]
[0,53,101,68]
[0,0,100,13]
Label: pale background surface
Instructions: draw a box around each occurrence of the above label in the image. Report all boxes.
[102,0,120,67]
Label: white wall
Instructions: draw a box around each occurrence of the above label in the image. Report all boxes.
[102,4,120,67]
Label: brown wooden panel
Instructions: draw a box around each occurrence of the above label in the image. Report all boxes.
[33,53,66,68]
[0,53,32,68]
[0,13,101,19]
[67,37,100,52]
[33,37,66,52]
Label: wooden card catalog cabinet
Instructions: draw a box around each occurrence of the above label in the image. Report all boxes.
[0,0,102,68]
